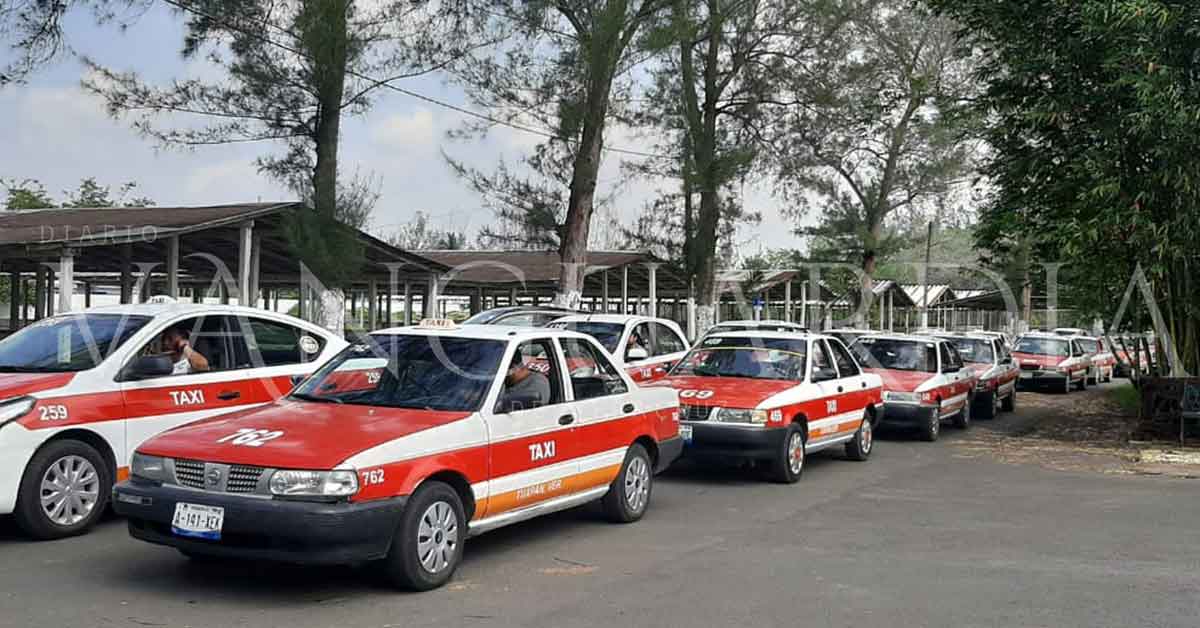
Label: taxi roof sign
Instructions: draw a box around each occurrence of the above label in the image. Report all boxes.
[418,318,459,329]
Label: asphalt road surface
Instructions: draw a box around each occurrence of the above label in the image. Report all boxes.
[2,382,1197,628]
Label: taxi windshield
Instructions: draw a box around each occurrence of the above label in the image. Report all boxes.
[945,338,994,364]
[292,335,506,412]
[1014,337,1069,357]
[671,337,807,381]
[547,321,623,353]
[851,338,937,373]
[0,314,151,372]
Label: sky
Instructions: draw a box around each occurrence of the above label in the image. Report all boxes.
[0,5,809,257]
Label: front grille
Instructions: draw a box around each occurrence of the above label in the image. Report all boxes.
[173,459,205,489]
[680,404,714,422]
[226,465,265,493]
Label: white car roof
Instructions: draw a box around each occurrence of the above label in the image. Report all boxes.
[855,332,944,344]
[68,303,270,317]
[370,323,597,344]
[713,320,806,328]
[553,314,657,324]
[703,330,832,343]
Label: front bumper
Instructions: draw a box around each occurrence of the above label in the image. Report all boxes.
[113,480,407,565]
[1016,370,1070,386]
[879,402,937,427]
[680,423,788,460]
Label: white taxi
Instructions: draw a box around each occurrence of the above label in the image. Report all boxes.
[0,303,346,539]
[548,314,690,383]
[648,331,883,483]
[113,321,682,591]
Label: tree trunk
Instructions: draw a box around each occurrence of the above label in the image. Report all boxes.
[307,0,350,219]
[857,219,882,327]
[686,0,723,331]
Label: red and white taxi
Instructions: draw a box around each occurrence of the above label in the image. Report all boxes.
[113,321,682,591]
[1113,335,1149,377]
[648,331,882,483]
[0,303,345,539]
[1063,334,1116,384]
[1012,332,1092,393]
[849,334,979,441]
[938,333,1019,419]
[548,314,689,383]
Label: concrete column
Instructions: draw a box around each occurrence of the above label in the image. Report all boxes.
[368,279,379,330]
[404,282,413,325]
[509,287,518,306]
[45,267,55,316]
[646,263,658,318]
[799,282,808,327]
[621,266,629,314]
[166,235,180,298]
[8,272,19,329]
[602,270,610,313]
[34,266,46,320]
[471,287,484,315]
[784,280,793,323]
[385,286,393,325]
[248,232,262,307]
[424,274,440,318]
[57,250,74,313]
[119,243,133,304]
[238,220,254,306]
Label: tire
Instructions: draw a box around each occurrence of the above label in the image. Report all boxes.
[953,396,972,429]
[920,405,941,442]
[14,439,111,540]
[1076,373,1088,391]
[768,424,805,483]
[601,443,654,523]
[1062,376,1072,395]
[978,390,999,420]
[1001,387,1016,412]
[844,413,874,461]
[380,481,466,591]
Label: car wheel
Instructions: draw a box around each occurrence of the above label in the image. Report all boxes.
[768,424,805,483]
[602,443,653,523]
[381,481,465,591]
[920,405,941,442]
[844,413,873,461]
[1001,387,1016,412]
[978,391,999,420]
[1062,376,1072,395]
[14,439,111,540]
[1077,373,1088,391]
[953,397,972,429]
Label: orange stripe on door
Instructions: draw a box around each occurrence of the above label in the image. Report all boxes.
[476,464,622,520]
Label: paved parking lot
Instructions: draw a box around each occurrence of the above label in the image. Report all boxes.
[2,383,1197,628]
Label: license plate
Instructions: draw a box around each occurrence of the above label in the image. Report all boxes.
[1020,371,1033,380]
[679,424,693,443]
[171,503,224,540]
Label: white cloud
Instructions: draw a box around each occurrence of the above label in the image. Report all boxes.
[372,108,438,149]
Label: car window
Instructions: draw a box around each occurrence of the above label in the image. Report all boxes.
[1077,338,1099,354]
[560,337,629,400]
[811,340,835,380]
[547,321,624,353]
[945,337,994,364]
[0,313,151,372]
[496,339,564,413]
[673,336,806,381]
[851,338,938,373]
[938,343,953,370]
[651,322,686,356]
[498,313,538,328]
[946,344,964,369]
[229,317,326,368]
[827,338,860,377]
[292,335,506,411]
[131,315,230,375]
[1014,337,1070,357]
[626,323,652,360]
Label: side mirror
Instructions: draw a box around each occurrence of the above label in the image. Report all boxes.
[812,367,838,382]
[124,355,174,380]
[626,346,650,361]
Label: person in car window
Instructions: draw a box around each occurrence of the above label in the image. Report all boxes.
[161,325,210,374]
[497,352,549,412]
[626,329,649,357]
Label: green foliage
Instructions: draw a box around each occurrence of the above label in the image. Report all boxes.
[930,0,1200,372]
[3,177,153,209]
[2,179,55,209]
[388,211,469,251]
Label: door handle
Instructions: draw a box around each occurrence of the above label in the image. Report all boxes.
[861,382,867,388]
[558,414,575,425]
[837,386,844,393]
[217,391,241,401]
[623,403,635,413]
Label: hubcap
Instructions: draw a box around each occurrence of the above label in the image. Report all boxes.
[860,419,873,453]
[624,456,650,513]
[930,409,941,436]
[787,433,805,474]
[416,501,459,574]
[40,455,99,527]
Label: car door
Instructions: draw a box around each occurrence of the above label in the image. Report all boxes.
[622,322,657,382]
[228,314,330,396]
[643,321,689,382]
[826,337,870,419]
[119,315,269,459]
[480,338,577,520]
[938,342,970,412]
[807,340,847,443]
[558,336,641,491]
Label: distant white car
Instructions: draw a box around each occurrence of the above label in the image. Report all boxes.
[702,320,808,339]
[549,314,690,383]
[0,303,347,539]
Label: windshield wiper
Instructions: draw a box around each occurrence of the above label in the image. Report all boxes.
[290,392,343,404]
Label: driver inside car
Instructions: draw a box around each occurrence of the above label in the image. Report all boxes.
[497,350,551,412]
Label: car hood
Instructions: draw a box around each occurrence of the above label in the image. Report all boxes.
[861,368,935,393]
[137,399,473,469]
[0,372,76,400]
[1011,352,1065,369]
[649,375,797,408]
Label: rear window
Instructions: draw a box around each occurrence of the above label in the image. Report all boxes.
[1014,337,1069,357]
[547,321,624,353]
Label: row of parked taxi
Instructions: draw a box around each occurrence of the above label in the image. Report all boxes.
[0,301,1121,590]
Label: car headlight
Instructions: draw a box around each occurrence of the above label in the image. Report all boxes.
[711,407,768,424]
[130,453,168,482]
[269,469,359,498]
[0,396,35,428]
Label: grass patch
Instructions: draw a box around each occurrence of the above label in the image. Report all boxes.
[1110,383,1141,416]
